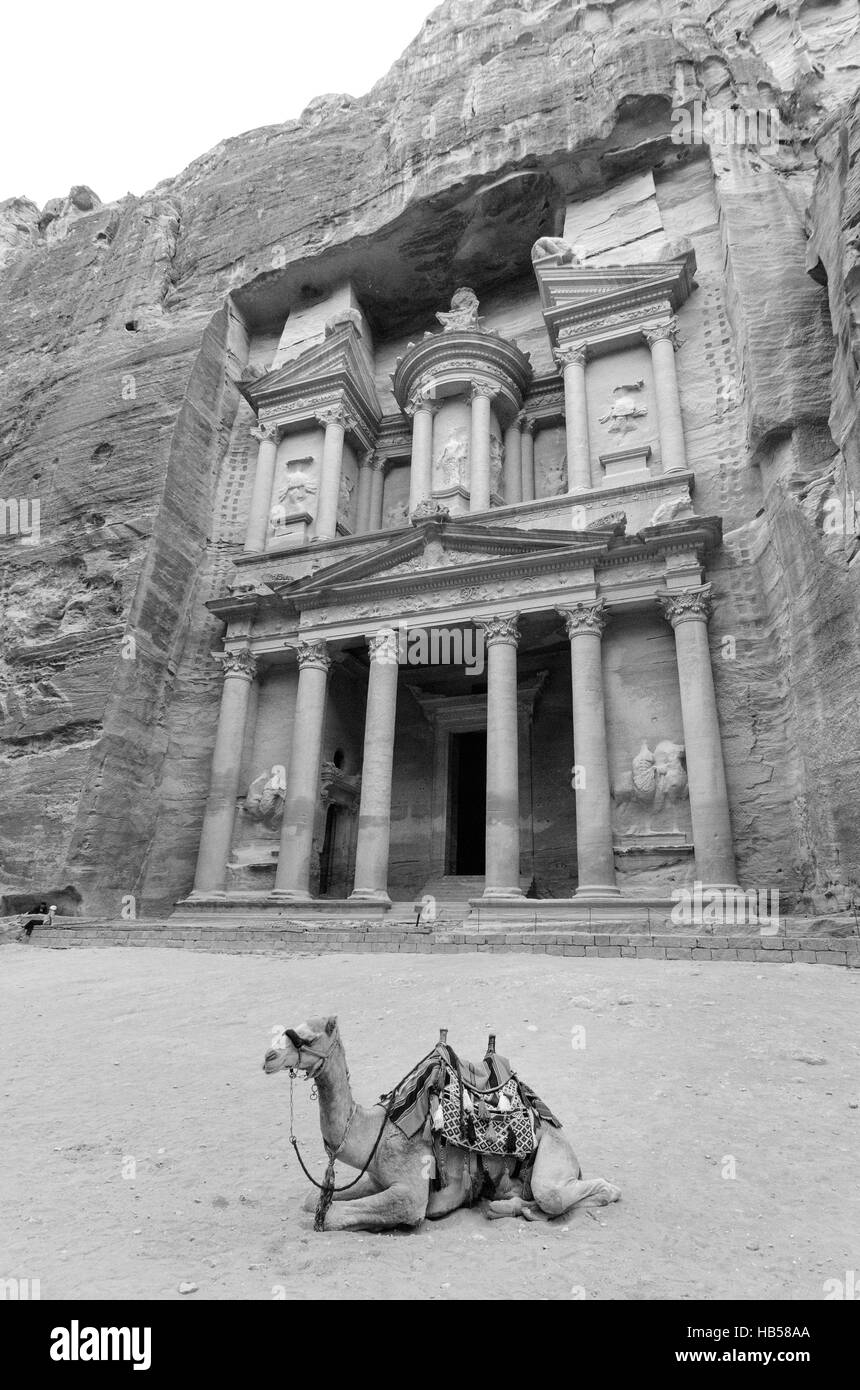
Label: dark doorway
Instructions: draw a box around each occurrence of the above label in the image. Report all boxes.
[318,805,338,896]
[448,730,487,875]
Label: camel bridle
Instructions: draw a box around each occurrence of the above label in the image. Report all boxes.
[284,1030,333,1082]
[285,1026,396,1232]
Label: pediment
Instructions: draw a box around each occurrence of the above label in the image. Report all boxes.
[271,520,612,607]
[535,251,696,349]
[240,322,381,425]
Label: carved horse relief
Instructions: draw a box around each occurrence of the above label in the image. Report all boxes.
[243,764,287,827]
[611,740,688,833]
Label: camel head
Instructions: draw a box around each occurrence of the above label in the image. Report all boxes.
[262,1016,339,1076]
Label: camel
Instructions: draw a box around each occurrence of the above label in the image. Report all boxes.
[262,1016,621,1232]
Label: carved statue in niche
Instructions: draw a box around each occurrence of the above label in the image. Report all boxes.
[436,430,469,488]
[243,765,286,827]
[436,287,481,333]
[489,436,504,496]
[599,381,648,434]
[272,459,317,529]
[611,740,689,832]
[531,236,582,267]
[543,454,568,498]
[337,472,355,526]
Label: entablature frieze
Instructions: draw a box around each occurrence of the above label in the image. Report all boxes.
[392,329,533,429]
[257,380,380,454]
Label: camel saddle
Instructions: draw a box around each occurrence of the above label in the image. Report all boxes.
[379,1040,561,1159]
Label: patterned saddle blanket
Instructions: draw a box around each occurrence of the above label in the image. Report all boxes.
[379,1041,561,1160]
[441,1070,535,1158]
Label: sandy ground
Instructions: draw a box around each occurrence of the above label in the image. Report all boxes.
[1,944,858,1301]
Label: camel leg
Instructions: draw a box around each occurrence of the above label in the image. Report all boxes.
[318,1182,426,1233]
[301,1174,381,1211]
[529,1128,621,1218]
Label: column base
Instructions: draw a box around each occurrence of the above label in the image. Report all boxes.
[271,888,314,902]
[575,884,622,899]
[481,886,525,901]
[349,888,392,906]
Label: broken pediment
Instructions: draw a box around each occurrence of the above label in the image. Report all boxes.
[238,320,382,446]
[534,251,696,355]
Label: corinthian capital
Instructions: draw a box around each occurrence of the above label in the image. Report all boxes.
[470,381,496,402]
[475,612,520,647]
[250,422,278,444]
[554,342,588,370]
[296,638,331,672]
[659,585,712,628]
[315,404,350,431]
[367,627,399,665]
[405,386,441,418]
[558,601,609,640]
[644,318,682,351]
[217,648,258,679]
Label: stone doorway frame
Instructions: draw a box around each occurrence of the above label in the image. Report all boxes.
[407,673,548,885]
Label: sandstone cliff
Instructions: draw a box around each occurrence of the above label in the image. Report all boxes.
[1,0,859,916]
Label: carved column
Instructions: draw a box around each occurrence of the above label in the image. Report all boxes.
[350,630,399,904]
[368,455,386,531]
[407,391,437,515]
[556,344,591,493]
[469,382,495,513]
[273,640,331,899]
[193,649,257,894]
[477,614,523,899]
[660,587,737,887]
[314,406,349,541]
[503,415,523,505]
[245,424,279,553]
[645,320,687,473]
[354,451,375,535]
[560,602,620,897]
[520,416,536,502]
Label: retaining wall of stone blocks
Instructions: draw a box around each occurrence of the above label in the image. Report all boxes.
[17,919,860,967]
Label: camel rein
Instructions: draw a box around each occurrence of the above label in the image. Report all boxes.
[287,1035,398,1231]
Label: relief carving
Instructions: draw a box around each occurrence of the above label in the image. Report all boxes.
[649,495,694,525]
[436,286,481,333]
[599,381,648,435]
[337,472,355,526]
[273,458,317,527]
[320,760,362,809]
[383,498,410,528]
[531,236,581,267]
[489,435,504,496]
[243,764,286,826]
[612,740,689,832]
[436,430,469,488]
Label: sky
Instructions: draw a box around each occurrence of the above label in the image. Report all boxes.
[0,0,438,208]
